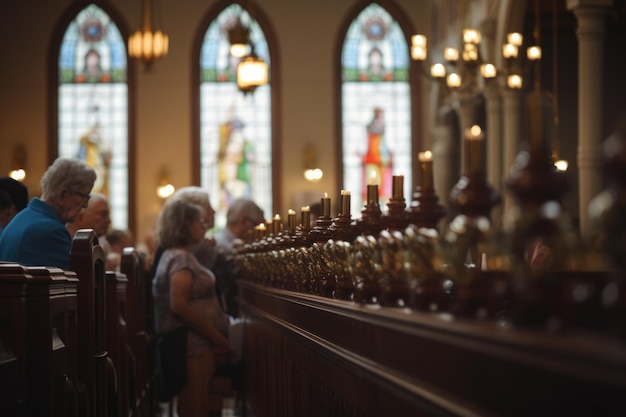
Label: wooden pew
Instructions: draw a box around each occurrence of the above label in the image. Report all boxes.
[120,246,156,417]
[105,270,129,417]
[0,232,158,417]
[70,229,110,417]
[0,263,79,417]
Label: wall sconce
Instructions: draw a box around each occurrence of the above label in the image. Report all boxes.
[9,144,27,182]
[303,144,323,182]
[128,0,169,69]
[156,169,175,199]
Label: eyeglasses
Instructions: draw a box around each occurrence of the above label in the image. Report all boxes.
[68,189,91,203]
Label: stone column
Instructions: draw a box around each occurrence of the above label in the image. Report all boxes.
[566,0,613,238]
[484,82,503,229]
[501,88,523,231]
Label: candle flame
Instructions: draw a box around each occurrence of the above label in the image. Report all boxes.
[341,189,350,195]
[418,150,433,162]
[288,209,295,215]
[301,206,310,212]
[470,125,482,137]
[274,214,281,220]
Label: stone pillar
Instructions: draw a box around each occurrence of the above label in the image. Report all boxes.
[566,0,613,239]
[501,89,523,231]
[484,82,503,229]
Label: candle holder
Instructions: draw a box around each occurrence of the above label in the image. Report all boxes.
[309,195,334,244]
[357,183,384,237]
[409,151,446,230]
[384,175,410,231]
[294,206,312,246]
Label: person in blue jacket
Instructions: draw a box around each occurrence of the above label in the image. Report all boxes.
[0,157,96,270]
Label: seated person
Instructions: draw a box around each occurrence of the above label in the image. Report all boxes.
[66,192,113,266]
[0,158,96,270]
[212,198,265,318]
[0,176,29,235]
[106,228,135,271]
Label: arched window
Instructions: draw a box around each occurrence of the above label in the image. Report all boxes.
[57,3,129,229]
[341,2,412,216]
[198,3,272,228]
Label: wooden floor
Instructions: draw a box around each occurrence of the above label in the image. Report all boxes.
[156,396,249,417]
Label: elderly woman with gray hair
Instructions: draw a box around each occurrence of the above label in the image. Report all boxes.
[0,157,96,270]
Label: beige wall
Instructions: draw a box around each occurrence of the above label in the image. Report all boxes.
[5,0,622,243]
[0,0,433,242]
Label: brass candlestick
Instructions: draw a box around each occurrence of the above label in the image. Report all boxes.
[384,175,409,231]
[409,150,446,230]
[357,182,384,237]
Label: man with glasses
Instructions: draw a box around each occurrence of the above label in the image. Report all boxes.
[0,157,96,270]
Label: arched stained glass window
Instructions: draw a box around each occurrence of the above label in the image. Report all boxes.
[58,4,129,229]
[341,2,411,216]
[199,4,272,228]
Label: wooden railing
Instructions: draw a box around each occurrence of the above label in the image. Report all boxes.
[238,280,626,417]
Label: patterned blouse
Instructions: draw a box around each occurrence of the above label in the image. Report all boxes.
[152,248,229,356]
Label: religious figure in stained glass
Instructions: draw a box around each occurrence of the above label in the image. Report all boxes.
[218,113,254,209]
[361,107,392,202]
[77,106,112,196]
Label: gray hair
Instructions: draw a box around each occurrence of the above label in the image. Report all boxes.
[167,186,212,210]
[226,198,264,225]
[156,199,204,248]
[41,158,96,201]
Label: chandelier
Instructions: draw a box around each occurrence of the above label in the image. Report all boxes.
[128,0,169,68]
[411,25,541,92]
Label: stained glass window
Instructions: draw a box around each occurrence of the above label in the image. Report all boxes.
[199,4,272,228]
[342,3,411,217]
[58,4,129,229]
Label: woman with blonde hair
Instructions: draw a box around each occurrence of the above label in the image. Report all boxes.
[152,198,233,417]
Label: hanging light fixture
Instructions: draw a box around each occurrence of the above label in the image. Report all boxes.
[228,17,250,58]
[128,0,169,68]
[237,45,268,94]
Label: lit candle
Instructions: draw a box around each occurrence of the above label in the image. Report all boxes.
[444,47,459,62]
[507,32,523,46]
[272,214,282,235]
[367,171,379,205]
[465,125,484,174]
[392,175,404,199]
[418,150,434,190]
[301,206,310,229]
[340,190,351,216]
[255,222,266,240]
[287,209,296,232]
[321,193,331,217]
[502,43,518,59]
[430,63,446,78]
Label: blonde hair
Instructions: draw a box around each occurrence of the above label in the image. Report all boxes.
[156,199,204,248]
